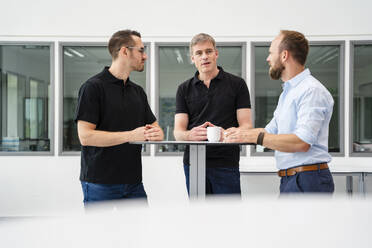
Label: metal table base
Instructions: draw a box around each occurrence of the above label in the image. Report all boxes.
[189,145,206,199]
[130,141,252,200]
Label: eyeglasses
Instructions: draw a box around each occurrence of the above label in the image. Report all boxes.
[125,46,146,54]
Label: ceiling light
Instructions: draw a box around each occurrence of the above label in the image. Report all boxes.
[312,48,337,64]
[68,48,85,58]
[64,51,73,57]
[322,53,338,63]
[174,49,184,64]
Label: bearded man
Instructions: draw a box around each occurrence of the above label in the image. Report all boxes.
[225,30,335,194]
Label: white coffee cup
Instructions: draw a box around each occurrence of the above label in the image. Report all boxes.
[207,126,221,142]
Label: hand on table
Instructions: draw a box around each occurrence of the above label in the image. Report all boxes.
[130,126,147,141]
[144,124,164,141]
[224,127,260,143]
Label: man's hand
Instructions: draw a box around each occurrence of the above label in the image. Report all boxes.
[130,126,147,141]
[187,122,213,141]
[144,124,164,141]
[224,127,260,143]
[188,121,226,142]
[218,127,226,142]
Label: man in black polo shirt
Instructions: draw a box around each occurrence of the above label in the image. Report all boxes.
[174,33,252,195]
[75,30,163,205]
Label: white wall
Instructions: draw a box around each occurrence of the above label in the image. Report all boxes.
[0,0,372,215]
[2,0,372,37]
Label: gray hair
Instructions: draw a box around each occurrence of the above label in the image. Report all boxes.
[189,33,216,55]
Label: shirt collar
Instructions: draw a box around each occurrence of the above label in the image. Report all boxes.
[191,66,224,85]
[101,66,134,86]
[283,68,311,89]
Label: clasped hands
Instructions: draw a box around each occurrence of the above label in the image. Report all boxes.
[144,124,163,141]
[131,124,164,141]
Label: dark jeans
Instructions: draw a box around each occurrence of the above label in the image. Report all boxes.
[183,164,241,195]
[81,181,147,206]
[280,168,334,193]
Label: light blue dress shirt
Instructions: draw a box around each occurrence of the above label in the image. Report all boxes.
[265,69,334,170]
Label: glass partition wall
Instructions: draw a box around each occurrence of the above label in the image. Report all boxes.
[351,42,372,155]
[2,39,369,159]
[61,44,149,154]
[252,42,344,155]
[0,44,52,154]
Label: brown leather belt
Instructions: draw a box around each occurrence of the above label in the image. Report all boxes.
[277,163,328,177]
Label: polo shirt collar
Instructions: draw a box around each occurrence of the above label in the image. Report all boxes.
[101,66,134,86]
[191,66,224,85]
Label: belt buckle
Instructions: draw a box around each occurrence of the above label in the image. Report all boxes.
[285,169,296,177]
[286,168,296,176]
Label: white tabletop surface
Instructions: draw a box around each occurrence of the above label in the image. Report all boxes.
[130,141,254,145]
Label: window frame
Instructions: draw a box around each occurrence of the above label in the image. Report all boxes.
[154,42,247,156]
[350,40,372,157]
[250,41,345,157]
[0,42,54,156]
[59,42,151,156]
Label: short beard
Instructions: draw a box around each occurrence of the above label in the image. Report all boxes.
[136,65,145,72]
[269,64,285,80]
[133,61,145,72]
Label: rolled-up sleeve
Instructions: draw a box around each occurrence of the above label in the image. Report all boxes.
[294,87,334,145]
[265,109,278,134]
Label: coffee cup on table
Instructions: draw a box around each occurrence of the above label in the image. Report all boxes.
[207,126,221,142]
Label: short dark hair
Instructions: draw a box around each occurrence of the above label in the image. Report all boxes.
[108,29,141,59]
[279,30,309,65]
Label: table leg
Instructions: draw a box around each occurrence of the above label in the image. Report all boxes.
[197,145,206,199]
[346,175,353,196]
[189,145,206,200]
[358,172,366,197]
[189,145,198,199]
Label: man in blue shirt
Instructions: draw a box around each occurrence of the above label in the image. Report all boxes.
[225,30,335,193]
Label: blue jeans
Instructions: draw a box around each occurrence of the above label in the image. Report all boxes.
[280,168,334,193]
[183,165,241,195]
[81,181,147,205]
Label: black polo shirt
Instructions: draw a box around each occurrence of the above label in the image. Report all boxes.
[75,67,156,184]
[176,67,251,168]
